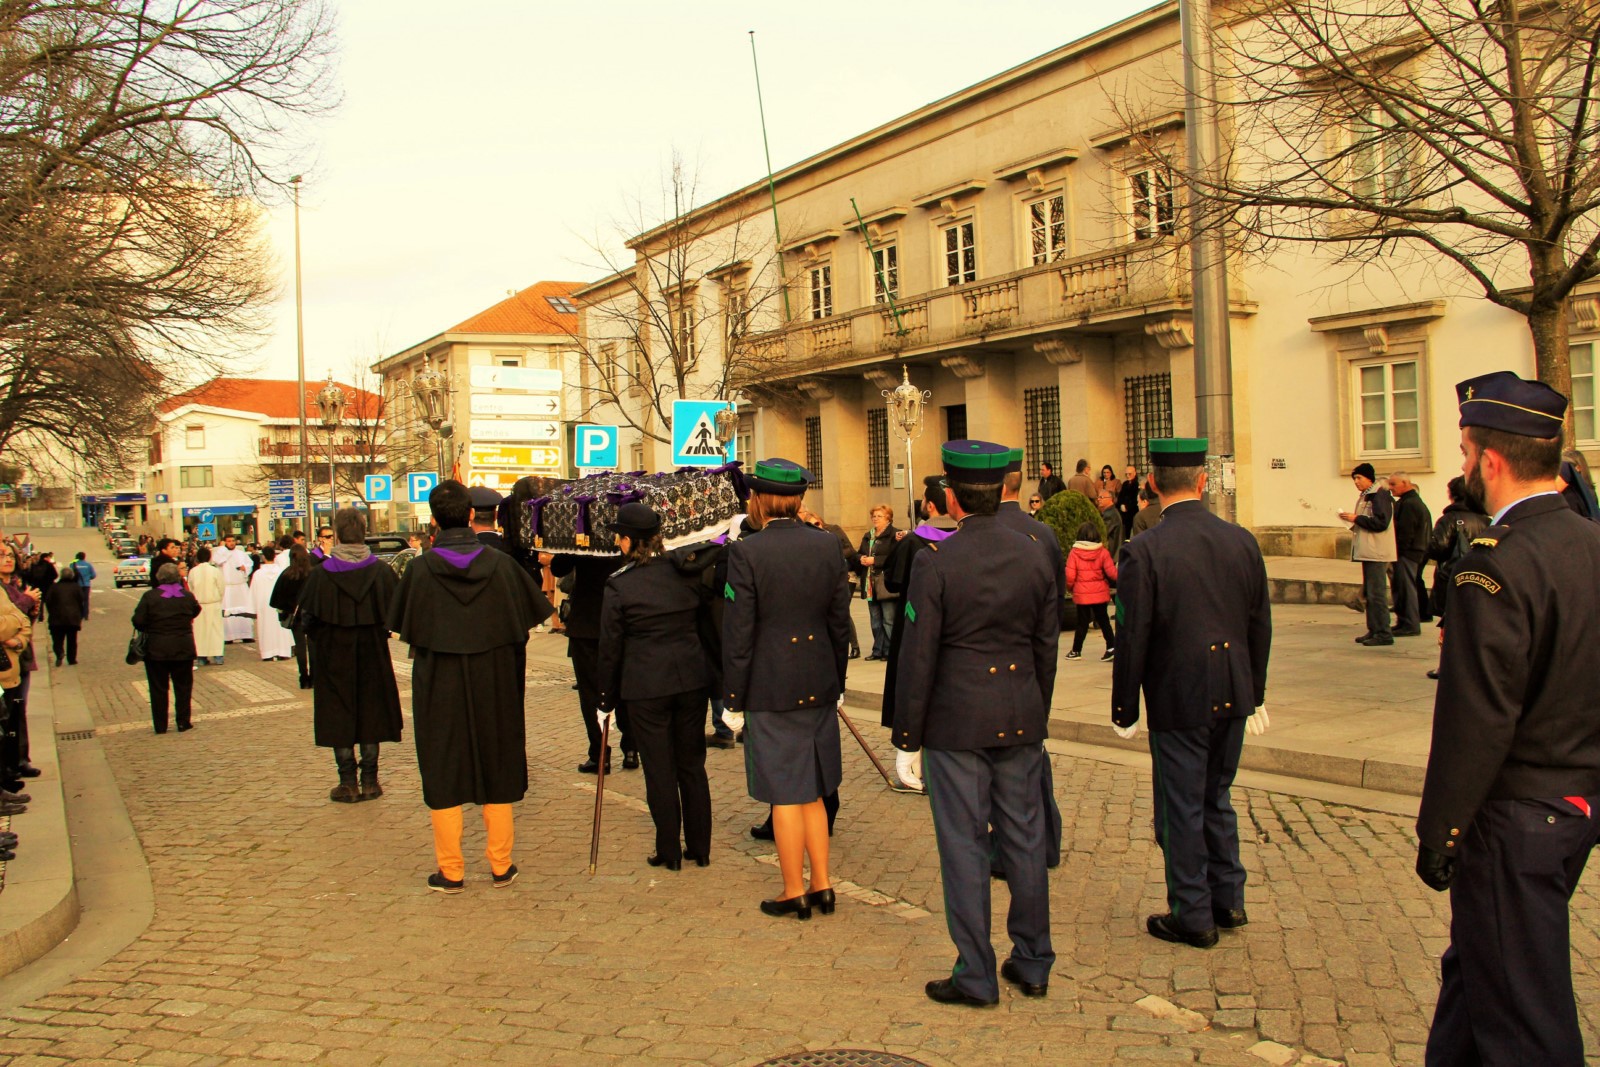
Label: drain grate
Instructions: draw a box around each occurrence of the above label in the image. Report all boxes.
[57,730,95,741]
[757,1054,929,1067]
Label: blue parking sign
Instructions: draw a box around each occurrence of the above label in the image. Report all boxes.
[365,474,393,502]
[575,424,619,469]
[671,400,734,467]
[406,472,439,503]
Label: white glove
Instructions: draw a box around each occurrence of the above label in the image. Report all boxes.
[1112,721,1140,740]
[595,708,614,732]
[1247,704,1270,736]
[721,709,745,733]
[895,749,924,791]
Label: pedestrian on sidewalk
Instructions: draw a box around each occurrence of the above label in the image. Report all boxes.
[723,458,850,921]
[596,503,715,871]
[1111,438,1272,951]
[44,567,83,666]
[1096,488,1125,562]
[1415,371,1600,1066]
[298,508,403,804]
[1339,464,1396,646]
[270,544,314,688]
[1389,472,1433,635]
[132,563,201,734]
[188,548,225,666]
[893,439,1059,1005]
[389,481,550,894]
[1066,522,1117,661]
[856,505,900,660]
[70,552,95,618]
[0,542,41,780]
[0,553,35,825]
[1424,477,1489,681]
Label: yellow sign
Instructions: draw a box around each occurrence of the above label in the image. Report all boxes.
[468,443,562,469]
[466,470,524,492]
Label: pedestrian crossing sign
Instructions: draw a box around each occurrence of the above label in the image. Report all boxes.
[671,400,734,467]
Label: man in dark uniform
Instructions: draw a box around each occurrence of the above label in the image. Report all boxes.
[895,439,1059,1006]
[1111,438,1272,949]
[549,551,630,774]
[469,486,505,549]
[1415,371,1600,1067]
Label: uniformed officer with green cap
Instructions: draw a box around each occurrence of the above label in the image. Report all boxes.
[1111,437,1272,949]
[894,439,1060,1006]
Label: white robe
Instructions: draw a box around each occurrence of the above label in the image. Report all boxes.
[189,562,225,658]
[215,546,254,641]
[250,562,294,660]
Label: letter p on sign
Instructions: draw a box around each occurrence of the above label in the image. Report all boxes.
[576,424,619,470]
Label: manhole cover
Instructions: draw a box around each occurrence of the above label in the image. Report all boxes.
[57,730,95,741]
[756,1053,929,1067]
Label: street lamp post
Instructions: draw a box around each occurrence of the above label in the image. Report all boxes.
[316,372,347,526]
[883,365,930,521]
[411,355,453,476]
[713,395,740,460]
[291,176,309,508]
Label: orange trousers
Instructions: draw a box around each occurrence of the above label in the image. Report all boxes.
[429,804,514,881]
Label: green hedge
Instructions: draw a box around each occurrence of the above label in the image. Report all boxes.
[1036,489,1105,556]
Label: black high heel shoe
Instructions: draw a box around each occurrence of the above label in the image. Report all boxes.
[807,887,836,915]
[760,894,812,920]
[646,854,682,871]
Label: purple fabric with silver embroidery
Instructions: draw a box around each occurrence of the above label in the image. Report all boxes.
[433,546,484,568]
[573,494,597,538]
[323,554,380,573]
[157,582,188,598]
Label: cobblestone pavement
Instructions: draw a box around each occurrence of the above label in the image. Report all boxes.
[2,586,1599,1066]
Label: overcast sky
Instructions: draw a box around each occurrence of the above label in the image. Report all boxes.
[252,0,1162,383]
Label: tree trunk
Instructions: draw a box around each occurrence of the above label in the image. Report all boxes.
[1526,296,1574,446]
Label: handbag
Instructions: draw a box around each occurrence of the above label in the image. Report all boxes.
[125,629,148,665]
[0,645,10,673]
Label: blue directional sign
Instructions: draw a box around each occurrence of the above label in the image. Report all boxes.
[671,400,734,467]
[364,474,393,502]
[198,508,214,524]
[18,484,34,499]
[196,522,217,540]
[406,472,440,504]
[575,424,619,470]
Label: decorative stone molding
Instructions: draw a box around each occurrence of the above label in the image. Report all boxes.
[1573,295,1600,333]
[1362,325,1390,355]
[861,368,899,390]
[1144,318,1194,350]
[797,378,835,401]
[940,353,987,379]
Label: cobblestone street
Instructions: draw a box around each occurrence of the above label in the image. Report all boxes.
[1,585,1598,1066]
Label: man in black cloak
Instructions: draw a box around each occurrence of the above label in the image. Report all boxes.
[297,506,404,802]
[389,480,551,893]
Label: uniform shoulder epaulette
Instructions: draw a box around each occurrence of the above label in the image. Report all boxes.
[928,542,939,552]
[1471,524,1511,549]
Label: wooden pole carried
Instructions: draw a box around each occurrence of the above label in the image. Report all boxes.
[587,717,610,875]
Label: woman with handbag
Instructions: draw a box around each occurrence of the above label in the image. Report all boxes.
[0,542,41,785]
[132,563,202,734]
[855,505,900,661]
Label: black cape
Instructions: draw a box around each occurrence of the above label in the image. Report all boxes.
[389,529,551,809]
[297,558,403,748]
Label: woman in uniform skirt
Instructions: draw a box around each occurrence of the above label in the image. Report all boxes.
[597,503,714,870]
[722,459,853,920]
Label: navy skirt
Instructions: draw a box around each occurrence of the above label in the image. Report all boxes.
[744,707,842,805]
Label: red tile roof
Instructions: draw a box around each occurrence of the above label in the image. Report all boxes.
[159,378,383,421]
[450,280,582,335]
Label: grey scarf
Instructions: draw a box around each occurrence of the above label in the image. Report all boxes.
[330,543,372,563]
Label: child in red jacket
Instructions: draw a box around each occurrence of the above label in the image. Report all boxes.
[1065,521,1117,661]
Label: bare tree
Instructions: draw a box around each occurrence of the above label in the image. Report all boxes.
[1166,0,1600,436]
[572,154,794,444]
[0,0,336,474]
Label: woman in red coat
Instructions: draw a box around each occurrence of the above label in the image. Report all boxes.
[1064,521,1117,661]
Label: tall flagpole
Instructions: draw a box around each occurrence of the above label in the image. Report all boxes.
[749,31,792,324]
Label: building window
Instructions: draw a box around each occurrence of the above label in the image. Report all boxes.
[185,425,205,450]
[805,416,824,487]
[545,295,577,314]
[599,342,618,391]
[944,221,977,286]
[1572,343,1596,442]
[1348,106,1414,204]
[1023,387,1061,477]
[735,416,754,469]
[675,301,697,364]
[1029,194,1067,264]
[178,465,213,489]
[944,404,968,442]
[1356,358,1421,454]
[725,287,749,345]
[867,408,890,487]
[871,244,899,303]
[497,356,522,367]
[809,266,833,319]
[1129,167,1175,240]
[630,343,647,393]
[1124,374,1174,470]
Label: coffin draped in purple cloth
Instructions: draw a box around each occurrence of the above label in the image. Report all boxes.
[521,464,747,556]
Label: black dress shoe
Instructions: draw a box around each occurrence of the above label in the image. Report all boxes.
[760,894,811,920]
[707,735,736,749]
[1000,959,1048,997]
[750,820,774,841]
[1354,632,1373,643]
[1393,627,1423,637]
[176,723,194,733]
[646,853,682,871]
[806,887,836,915]
[847,648,860,659]
[685,853,710,868]
[1212,907,1249,929]
[924,978,996,1006]
[577,757,611,774]
[1146,912,1218,949]
[622,751,640,770]
[1358,635,1395,646]
[14,764,40,779]
[1426,669,1440,680]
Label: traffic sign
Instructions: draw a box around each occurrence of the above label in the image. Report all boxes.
[470,393,561,417]
[466,470,524,492]
[468,443,562,469]
[671,400,734,467]
[469,366,561,393]
[575,424,619,469]
[364,475,393,502]
[406,472,440,504]
[18,484,34,499]
[198,508,215,524]
[471,419,560,442]
[196,522,217,540]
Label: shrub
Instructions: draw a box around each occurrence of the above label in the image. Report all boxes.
[1036,490,1105,557]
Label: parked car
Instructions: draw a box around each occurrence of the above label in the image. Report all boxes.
[111,536,137,556]
[363,534,410,563]
[113,556,151,588]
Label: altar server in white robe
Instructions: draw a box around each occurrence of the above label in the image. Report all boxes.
[189,547,225,664]
[215,534,254,642]
[250,545,294,660]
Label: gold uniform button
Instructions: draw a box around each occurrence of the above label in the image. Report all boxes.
[797,699,804,706]
[1224,642,1231,649]
[1450,828,1460,836]
[1017,729,1024,735]
[1212,705,1219,712]
[1224,702,1232,709]
[808,635,814,641]
[1548,816,1557,824]
[996,732,1005,738]
[809,696,817,703]
[1210,644,1217,652]
[1009,664,1016,671]
[791,637,798,644]
[1445,841,1455,848]
[989,667,998,675]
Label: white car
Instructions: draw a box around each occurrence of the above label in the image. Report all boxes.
[113,556,151,588]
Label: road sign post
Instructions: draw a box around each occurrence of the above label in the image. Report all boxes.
[406,472,440,504]
[671,400,735,467]
[575,425,620,470]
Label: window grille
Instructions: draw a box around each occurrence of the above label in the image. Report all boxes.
[944,404,968,442]
[867,408,889,486]
[1124,374,1174,470]
[805,417,824,487]
[1023,387,1061,477]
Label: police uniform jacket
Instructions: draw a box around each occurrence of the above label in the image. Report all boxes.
[996,499,1064,603]
[892,514,1059,752]
[1111,500,1271,731]
[722,518,851,713]
[598,555,709,704]
[1417,493,1600,853]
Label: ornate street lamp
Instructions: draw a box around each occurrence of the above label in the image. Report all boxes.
[883,365,930,520]
[411,354,453,475]
[316,371,347,525]
[713,394,741,458]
